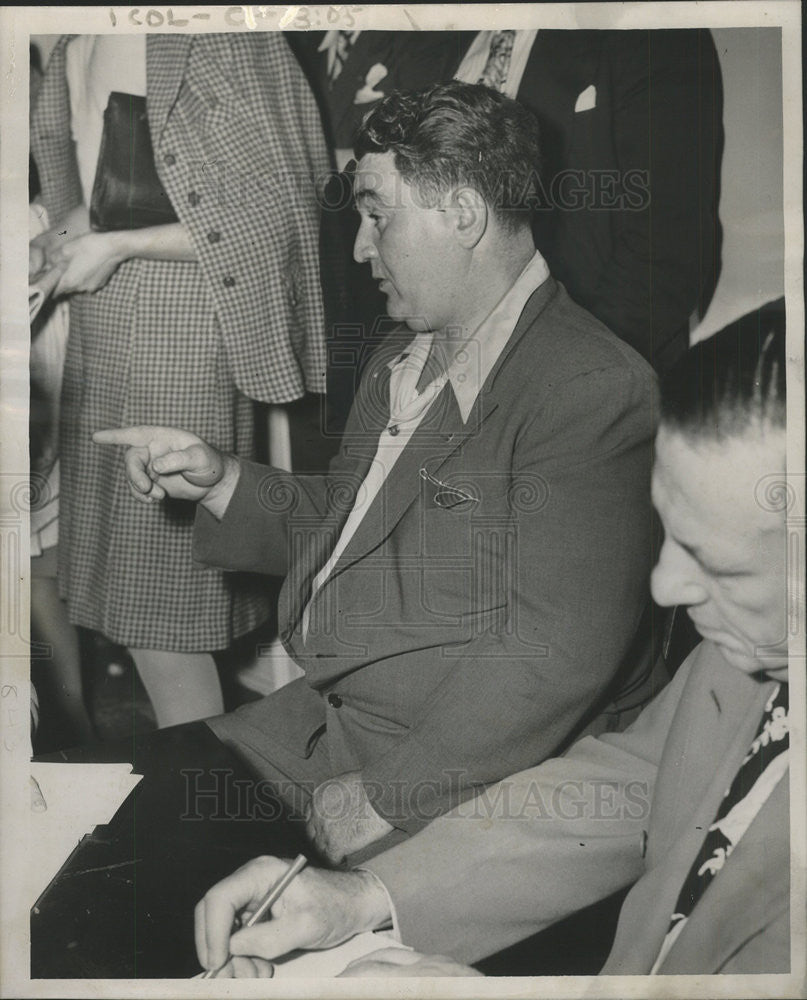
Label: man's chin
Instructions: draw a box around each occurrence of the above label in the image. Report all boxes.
[401,316,431,333]
[714,642,788,681]
[387,307,430,332]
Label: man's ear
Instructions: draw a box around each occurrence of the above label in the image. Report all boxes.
[450,187,488,249]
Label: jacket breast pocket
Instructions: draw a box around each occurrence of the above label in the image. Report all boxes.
[417,494,514,625]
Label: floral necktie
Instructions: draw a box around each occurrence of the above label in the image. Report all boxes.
[477,30,516,92]
[320,30,356,84]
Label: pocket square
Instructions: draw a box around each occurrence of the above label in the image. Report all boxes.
[354,63,388,105]
[574,84,597,113]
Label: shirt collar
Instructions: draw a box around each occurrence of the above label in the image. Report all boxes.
[387,251,550,422]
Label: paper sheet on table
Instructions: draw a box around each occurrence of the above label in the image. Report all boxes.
[28,762,142,907]
[272,930,411,978]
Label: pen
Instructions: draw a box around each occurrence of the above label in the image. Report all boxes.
[201,853,308,979]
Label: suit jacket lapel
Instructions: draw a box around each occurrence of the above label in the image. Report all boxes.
[659,663,777,830]
[318,280,558,581]
[604,652,779,974]
[282,356,392,637]
[325,385,493,581]
[146,34,193,145]
[659,773,790,973]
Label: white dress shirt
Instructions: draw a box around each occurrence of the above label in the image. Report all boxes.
[453,30,538,99]
[301,250,550,639]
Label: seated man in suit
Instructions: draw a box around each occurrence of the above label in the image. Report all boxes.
[192,301,793,978]
[96,83,658,867]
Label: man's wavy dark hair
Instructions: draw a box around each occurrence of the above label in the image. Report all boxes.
[353,81,543,232]
[660,299,786,440]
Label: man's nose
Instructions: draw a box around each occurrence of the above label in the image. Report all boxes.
[353,220,377,264]
[650,542,708,609]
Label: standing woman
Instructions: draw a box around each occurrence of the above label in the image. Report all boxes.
[30,33,329,727]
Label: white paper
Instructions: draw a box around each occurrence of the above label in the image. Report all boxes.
[271,930,411,978]
[191,931,412,980]
[28,762,142,907]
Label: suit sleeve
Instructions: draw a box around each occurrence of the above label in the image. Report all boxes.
[363,653,695,964]
[192,459,331,577]
[361,362,658,833]
[191,388,375,575]
[580,29,723,367]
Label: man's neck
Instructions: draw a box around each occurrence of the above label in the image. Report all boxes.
[429,235,537,370]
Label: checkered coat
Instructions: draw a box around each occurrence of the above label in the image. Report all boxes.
[31,34,330,650]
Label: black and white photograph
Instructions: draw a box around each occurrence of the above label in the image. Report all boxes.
[0,3,804,997]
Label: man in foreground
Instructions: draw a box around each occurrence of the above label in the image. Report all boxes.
[194,302,795,977]
[96,83,658,865]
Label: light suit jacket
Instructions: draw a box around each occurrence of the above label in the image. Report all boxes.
[366,640,791,973]
[194,278,659,833]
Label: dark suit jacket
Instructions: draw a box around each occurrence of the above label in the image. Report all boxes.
[367,641,790,974]
[298,29,723,376]
[194,279,659,833]
[512,29,723,374]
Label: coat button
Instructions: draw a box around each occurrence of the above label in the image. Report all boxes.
[207,230,221,243]
[327,693,343,708]
[164,153,176,166]
[188,191,201,207]
[388,424,399,436]
[223,276,236,288]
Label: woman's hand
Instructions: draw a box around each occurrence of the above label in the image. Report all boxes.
[30,204,91,281]
[50,230,128,296]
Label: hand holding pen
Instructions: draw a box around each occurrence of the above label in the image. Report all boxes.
[194,854,393,977]
[198,854,308,979]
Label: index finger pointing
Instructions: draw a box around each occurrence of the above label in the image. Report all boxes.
[93,427,156,448]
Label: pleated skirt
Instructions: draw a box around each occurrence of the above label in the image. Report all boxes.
[58,256,273,651]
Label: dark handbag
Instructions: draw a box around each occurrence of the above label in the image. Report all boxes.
[89,92,178,231]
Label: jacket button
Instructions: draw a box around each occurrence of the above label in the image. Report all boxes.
[327,693,343,708]
[164,153,176,166]
[207,230,221,243]
[223,276,236,288]
[388,424,399,436]
[188,191,201,207]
